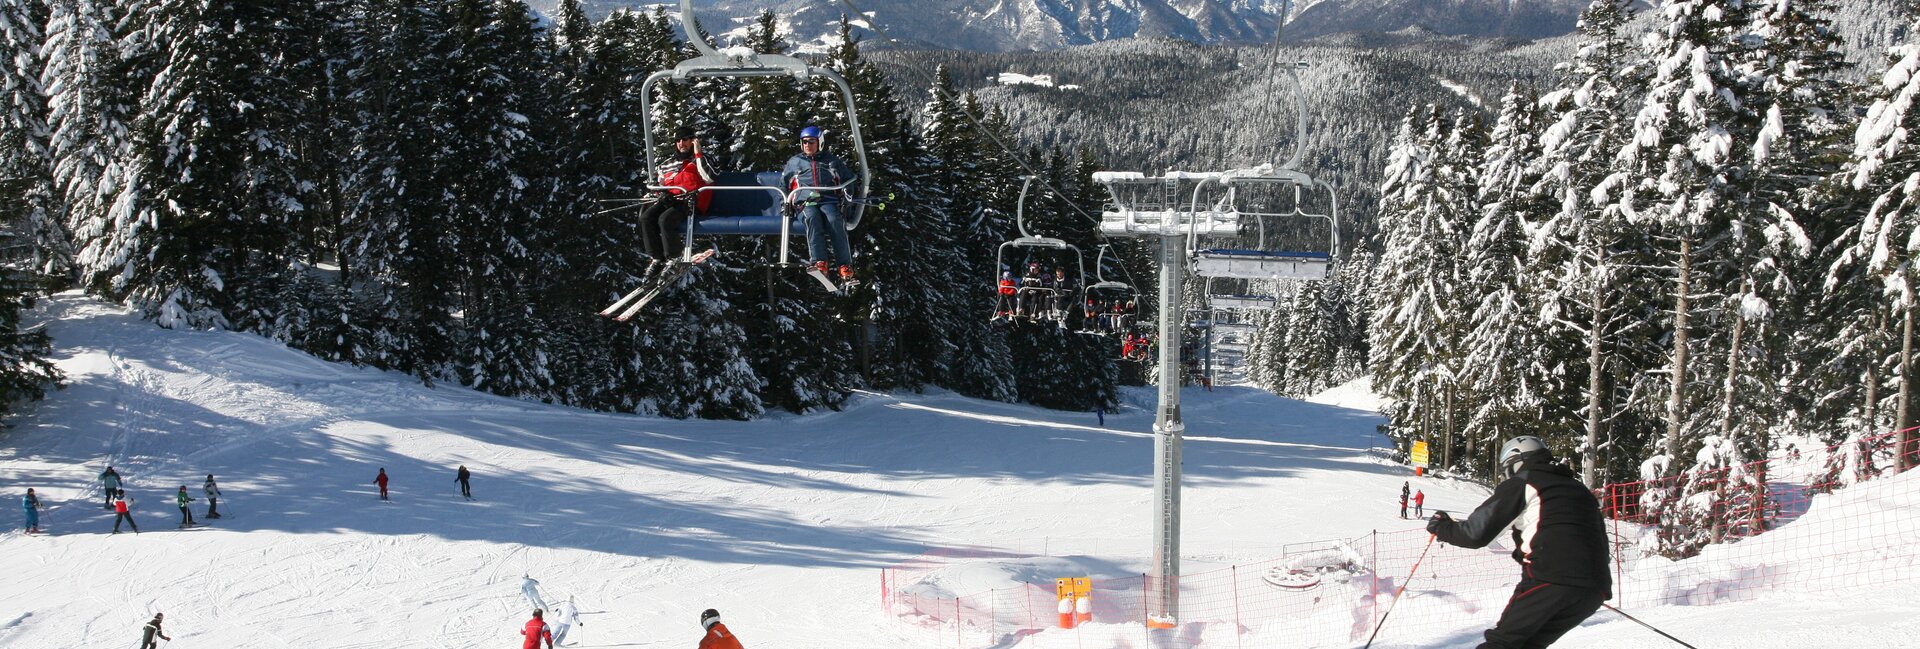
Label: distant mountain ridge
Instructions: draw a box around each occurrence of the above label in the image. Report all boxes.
[551,0,1601,51]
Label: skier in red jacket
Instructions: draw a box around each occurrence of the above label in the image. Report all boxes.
[521,609,554,649]
[374,468,389,500]
[698,608,743,649]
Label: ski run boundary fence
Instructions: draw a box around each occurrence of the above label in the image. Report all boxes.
[880,429,1920,648]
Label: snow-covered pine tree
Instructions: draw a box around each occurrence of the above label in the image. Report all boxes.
[1620,0,1755,487]
[1280,280,1336,396]
[817,19,965,392]
[1371,105,1478,469]
[1620,0,1843,556]
[923,67,1015,401]
[1431,109,1485,471]
[731,11,799,173]
[0,263,61,417]
[342,0,463,380]
[541,7,660,412]
[267,0,359,364]
[1837,8,1920,471]
[43,0,143,296]
[1460,85,1558,479]
[632,263,764,420]
[115,0,312,330]
[1370,107,1435,453]
[0,0,71,280]
[549,0,589,82]
[1709,0,1856,524]
[1534,0,1661,486]
[440,0,556,399]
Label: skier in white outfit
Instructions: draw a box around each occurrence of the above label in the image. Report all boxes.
[552,597,581,646]
[522,575,548,612]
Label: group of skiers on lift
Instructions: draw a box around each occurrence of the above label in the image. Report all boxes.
[995,262,1081,321]
[25,467,226,535]
[632,124,859,287]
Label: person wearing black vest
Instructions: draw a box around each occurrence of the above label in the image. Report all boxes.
[1426,436,1611,649]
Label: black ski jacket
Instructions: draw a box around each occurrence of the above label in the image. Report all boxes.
[1429,460,1612,592]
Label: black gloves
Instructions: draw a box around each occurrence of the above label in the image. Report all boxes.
[1425,511,1452,536]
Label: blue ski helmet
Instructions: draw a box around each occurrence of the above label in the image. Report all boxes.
[798,125,823,142]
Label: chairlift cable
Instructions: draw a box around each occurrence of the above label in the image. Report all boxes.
[1255,2,1297,167]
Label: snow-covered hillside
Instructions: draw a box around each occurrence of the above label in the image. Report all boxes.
[2,293,1918,647]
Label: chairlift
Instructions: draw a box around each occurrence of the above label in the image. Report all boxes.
[639,0,874,265]
[991,176,1087,324]
[1083,244,1139,334]
[1205,276,1277,313]
[1191,176,1338,281]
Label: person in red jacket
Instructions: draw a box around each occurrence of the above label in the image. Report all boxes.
[636,126,717,275]
[521,609,554,649]
[111,492,138,534]
[698,608,743,649]
[374,468,389,501]
[1413,489,1426,518]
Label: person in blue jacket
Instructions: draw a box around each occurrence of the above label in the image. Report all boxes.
[782,126,857,284]
[22,488,40,533]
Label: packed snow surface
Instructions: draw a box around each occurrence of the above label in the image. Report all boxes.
[2,293,1918,647]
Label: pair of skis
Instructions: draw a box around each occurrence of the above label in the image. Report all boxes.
[598,249,718,321]
[803,266,860,294]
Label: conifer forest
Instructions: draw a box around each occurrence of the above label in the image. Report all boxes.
[4,0,1920,522]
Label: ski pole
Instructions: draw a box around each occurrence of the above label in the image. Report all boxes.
[1362,533,1436,649]
[1602,603,1699,649]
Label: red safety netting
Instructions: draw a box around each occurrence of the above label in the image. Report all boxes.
[879,429,1920,648]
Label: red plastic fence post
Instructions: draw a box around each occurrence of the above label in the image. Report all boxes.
[955,597,961,648]
[1027,581,1034,632]
[991,587,998,647]
[1612,502,1624,608]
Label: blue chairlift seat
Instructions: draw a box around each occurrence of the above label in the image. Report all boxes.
[672,172,805,236]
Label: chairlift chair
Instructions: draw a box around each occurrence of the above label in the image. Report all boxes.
[638,0,874,265]
[1082,244,1138,334]
[1191,175,1339,281]
[991,176,1088,324]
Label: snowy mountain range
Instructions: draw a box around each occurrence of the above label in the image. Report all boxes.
[555,0,1605,51]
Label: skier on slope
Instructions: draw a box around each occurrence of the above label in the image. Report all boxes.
[112,492,139,534]
[552,596,582,646]
[520,609,555,649]
[203,474,221,519]
[374,468,389,500]
[138,612,170,648]
[1399,481,1410,519]
[22,488,40,534]
[175,486,196,526]
[100,466,123,508]
[1413,489,1426,518]
[1426,436,1611,649]
[522,575,548,612]
[698,608,744,649]
[455,465,472,499]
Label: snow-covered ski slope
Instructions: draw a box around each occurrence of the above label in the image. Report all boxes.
[2,293,1918,648]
